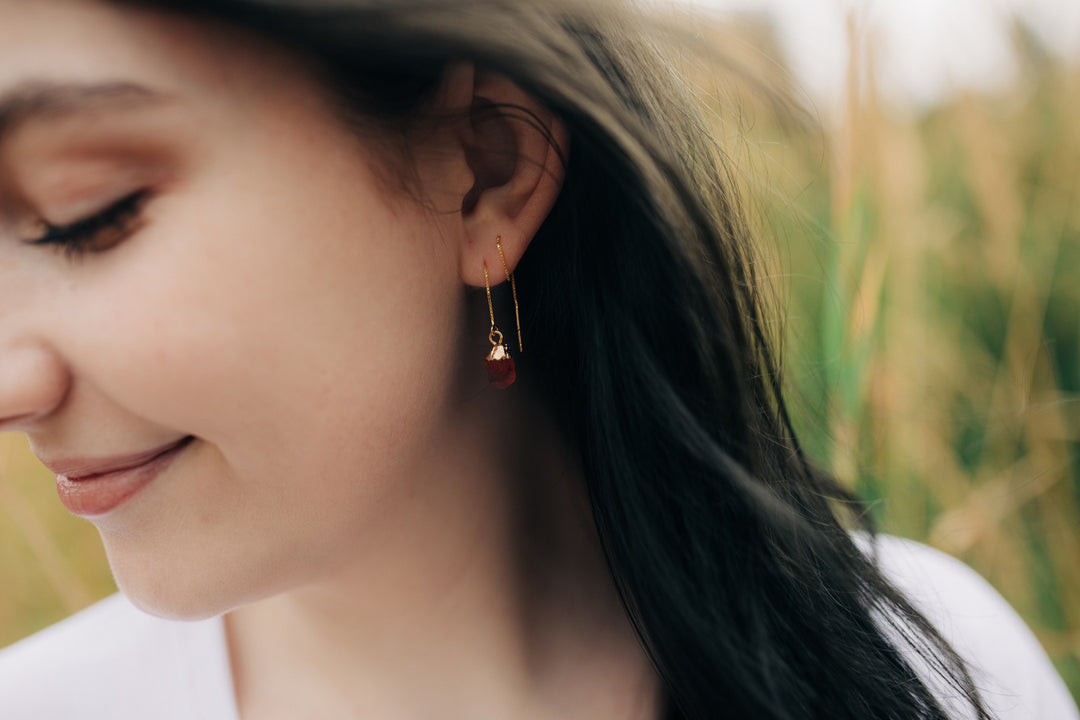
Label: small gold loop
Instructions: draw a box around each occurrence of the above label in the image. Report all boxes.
[488,327,504,347]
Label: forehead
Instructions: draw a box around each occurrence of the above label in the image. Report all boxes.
[1,2,196,95]
[0,0,314,118]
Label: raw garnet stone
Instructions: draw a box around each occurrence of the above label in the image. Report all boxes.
[485,357,516,389]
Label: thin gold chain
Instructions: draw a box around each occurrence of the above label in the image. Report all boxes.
[495,236,523,352]
[483,261,495,328]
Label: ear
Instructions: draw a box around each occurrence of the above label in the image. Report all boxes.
[438,62,570,287]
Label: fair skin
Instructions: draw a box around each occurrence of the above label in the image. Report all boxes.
[0,1,659,719]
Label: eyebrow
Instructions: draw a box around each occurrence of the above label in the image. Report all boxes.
[0,81,167,143]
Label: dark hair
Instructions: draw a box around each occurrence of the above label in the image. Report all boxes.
[116,1,992,717]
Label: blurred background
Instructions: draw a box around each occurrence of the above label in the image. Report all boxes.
[688,0,1080,702]
[1,0,1078,705]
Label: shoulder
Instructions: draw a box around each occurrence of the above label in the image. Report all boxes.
[859,533,1079,720]
[0,593,235,720]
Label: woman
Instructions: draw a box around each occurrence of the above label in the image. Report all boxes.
[0,0,1075,718]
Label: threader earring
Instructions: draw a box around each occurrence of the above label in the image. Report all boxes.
[483,235,522,389]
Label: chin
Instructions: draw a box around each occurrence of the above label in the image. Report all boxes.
[115,575,231,621]
[106,548,294,623]
[104,549,239,621]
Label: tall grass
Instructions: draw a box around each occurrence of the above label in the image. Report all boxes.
[0,8,1077,705]
[736,16,1080,702]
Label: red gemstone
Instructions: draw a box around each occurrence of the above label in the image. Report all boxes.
[485,357,516,389]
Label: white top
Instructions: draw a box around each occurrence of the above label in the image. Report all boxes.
[0,535,1076,719]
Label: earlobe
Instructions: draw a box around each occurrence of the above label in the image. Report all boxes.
[455,69,570,289]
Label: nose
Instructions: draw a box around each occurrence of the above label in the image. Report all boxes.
[0,340,69,432]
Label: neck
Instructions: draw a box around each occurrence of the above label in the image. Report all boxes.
[223,383,660,720]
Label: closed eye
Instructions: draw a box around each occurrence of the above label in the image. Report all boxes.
[24,190,150,261]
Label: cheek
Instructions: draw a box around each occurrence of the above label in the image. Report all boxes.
[67,154,462,481]
[63,151,466,616]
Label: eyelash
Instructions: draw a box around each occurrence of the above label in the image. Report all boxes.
[25,190,151,261]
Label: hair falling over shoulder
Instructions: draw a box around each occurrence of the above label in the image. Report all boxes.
[115,0,993,717]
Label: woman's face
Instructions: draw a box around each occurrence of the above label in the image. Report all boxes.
[0,0,478,617]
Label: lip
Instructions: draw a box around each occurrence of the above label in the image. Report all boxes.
[54,436,194,517]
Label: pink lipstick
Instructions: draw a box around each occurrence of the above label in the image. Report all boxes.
[53,436,193,517]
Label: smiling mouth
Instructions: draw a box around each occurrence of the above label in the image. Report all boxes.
[54,436,195,518]
[44,436,195,480]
